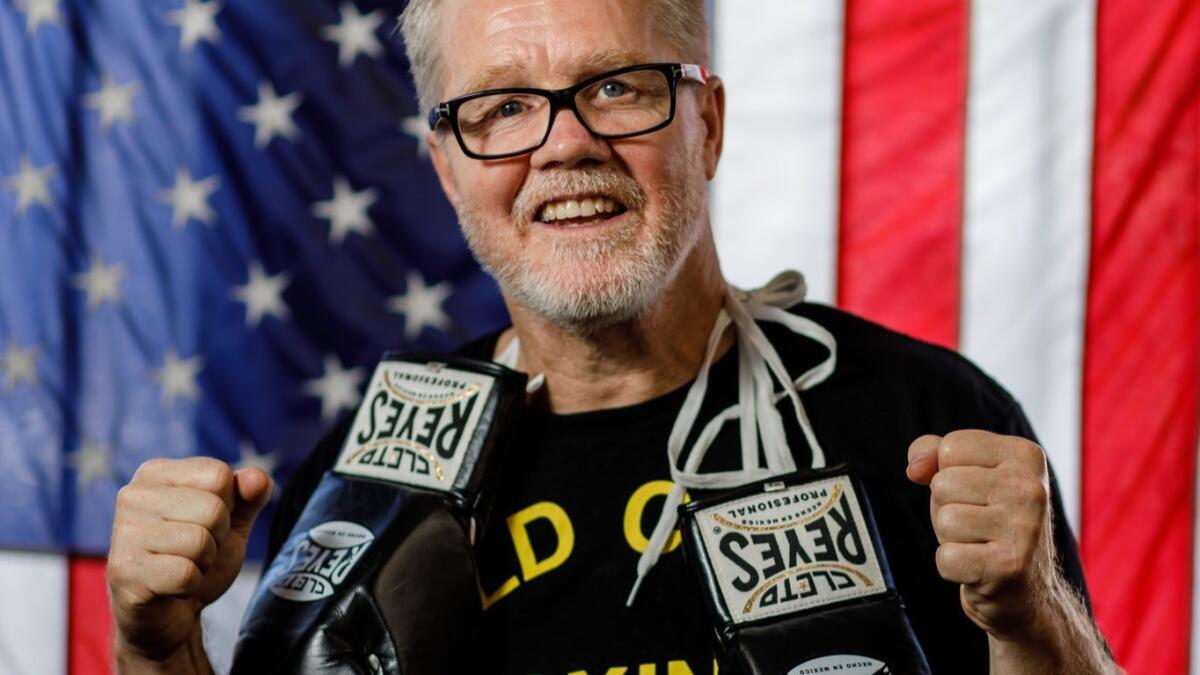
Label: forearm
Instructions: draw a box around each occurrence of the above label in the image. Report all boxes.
[115,627,214,675]
[987,575,1120,675]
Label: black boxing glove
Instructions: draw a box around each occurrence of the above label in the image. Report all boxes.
[679,466,932,675]
[232,353,526,674]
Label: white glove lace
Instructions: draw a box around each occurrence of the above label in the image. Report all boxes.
[493,270,838,607]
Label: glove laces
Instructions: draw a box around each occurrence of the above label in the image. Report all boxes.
[493,270,837,607]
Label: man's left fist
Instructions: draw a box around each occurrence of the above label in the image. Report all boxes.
[906,430,1055,639]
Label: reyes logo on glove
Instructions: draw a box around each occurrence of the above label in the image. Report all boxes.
[334,359,495,491]
[269,520,375,602]
[695,474,886,623]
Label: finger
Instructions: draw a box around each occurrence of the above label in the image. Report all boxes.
[229,467,273,537]
[934,541,993,586]
[137,554,205,598]
[906,435,942,485]
[936,430,1008,470]
[106,524,205,601]
[929,465,995,508]
[931,503,999,544]
[116,484,232,543]
[131,458,236,515]
[141,521,218,572]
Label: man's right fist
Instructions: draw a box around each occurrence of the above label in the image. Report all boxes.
[107,457,273,672]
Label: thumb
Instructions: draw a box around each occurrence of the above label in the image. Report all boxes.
[906,434,941,485]
[229,467,274,536]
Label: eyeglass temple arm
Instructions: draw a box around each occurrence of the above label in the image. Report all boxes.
[679,63,709,84]
[428,103,449,131]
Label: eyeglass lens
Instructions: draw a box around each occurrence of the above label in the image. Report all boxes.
[455,68,673,157]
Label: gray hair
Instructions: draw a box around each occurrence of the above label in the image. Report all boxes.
[397,0,711,115]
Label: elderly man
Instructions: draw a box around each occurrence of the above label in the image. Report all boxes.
[108,0,1119,673]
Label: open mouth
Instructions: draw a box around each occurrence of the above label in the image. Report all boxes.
[537,195,628,227]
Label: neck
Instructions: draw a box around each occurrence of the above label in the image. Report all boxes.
[499,232,732,413]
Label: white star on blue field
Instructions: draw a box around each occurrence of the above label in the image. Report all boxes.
[0,0,508,558]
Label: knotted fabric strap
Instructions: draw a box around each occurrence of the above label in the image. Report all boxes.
[489,270,838,606]
[628,270,836,605]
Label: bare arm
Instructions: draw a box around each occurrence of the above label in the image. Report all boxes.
[986,572,1119,674]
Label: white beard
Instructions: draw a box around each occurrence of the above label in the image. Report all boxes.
[458,163,707,334]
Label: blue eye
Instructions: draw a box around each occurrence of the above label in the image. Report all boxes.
[498,101,524,117]
[600,81,629,98]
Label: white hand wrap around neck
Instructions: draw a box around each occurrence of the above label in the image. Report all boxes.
[494,270,838,607]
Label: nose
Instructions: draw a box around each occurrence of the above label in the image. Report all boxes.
[529,105,612,169]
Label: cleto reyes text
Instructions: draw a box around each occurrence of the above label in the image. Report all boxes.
[715,489,876,611]
[272,539,370,598]
[350,378,479,472]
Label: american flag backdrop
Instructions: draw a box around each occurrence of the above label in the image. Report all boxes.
[0,0,1195,673]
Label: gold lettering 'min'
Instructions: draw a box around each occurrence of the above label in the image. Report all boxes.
[566,662,711,675]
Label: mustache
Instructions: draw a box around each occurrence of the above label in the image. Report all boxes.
[512,167,647,224]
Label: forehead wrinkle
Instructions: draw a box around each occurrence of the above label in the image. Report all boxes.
[576,49,654,75]
[459,56,534,96]
[480,0,553,31]
[459,47,656,96]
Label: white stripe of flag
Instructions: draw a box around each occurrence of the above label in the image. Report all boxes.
[711,0,843,303]
[959,0,1095,532]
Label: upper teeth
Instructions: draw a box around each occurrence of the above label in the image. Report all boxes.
[540,197,618,222]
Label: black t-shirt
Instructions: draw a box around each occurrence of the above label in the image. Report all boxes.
[268,303,1090,674]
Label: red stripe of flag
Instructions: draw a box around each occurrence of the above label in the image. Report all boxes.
[837,0,968,349]
[69,557,114,675]
[1084,0,1200,672]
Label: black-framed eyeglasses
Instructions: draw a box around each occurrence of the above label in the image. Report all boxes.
[428,62,710,160]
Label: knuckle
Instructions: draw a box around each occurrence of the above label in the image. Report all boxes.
[934,544,961,578]
[107,549,145,590]
[110,580,153,611]
[1013,439,1046,467]
[928,470,951,496]
[182,523,213,559]
[1010,476,1048,506]
[198,458,235,494]
[935,543,956,567]
[198,493,229,532]
[165,556,202,591]
[943,429,979,448]
[105,553,131,585]
[909,434,940,461]
[939,430,977,464]
[109,521,131,550]
[114,484,150,515]
[200,527,218,562]
[114,484,134,510]
[943,429,970,443]
[934,505,959,533]
[934,544,949,572]
[994,473,1028,498]
[110,522,153,561]
[938,432,960,457]
[132,458,169,483]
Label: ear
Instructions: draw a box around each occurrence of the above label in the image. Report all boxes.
[699,74,725,180]
[428,130,461,207]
